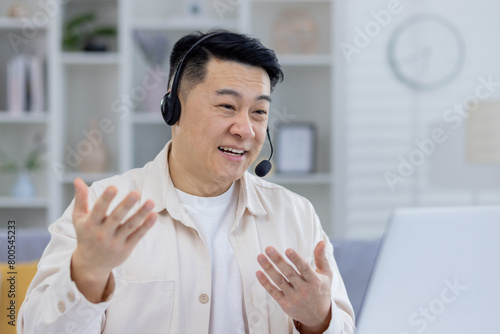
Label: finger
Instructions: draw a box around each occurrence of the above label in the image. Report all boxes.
[88,186,118,224]
[73,178,89,221]
[104,191,141,229]
[256,270,285,303]
[285,248,316,282]
[314,241,333,276]
[265,247,303,285]
[257,253,294,293]
[124,211,158,247]
[115,199,154,239]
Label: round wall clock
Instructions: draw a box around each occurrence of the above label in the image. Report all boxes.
[387,14,466,91]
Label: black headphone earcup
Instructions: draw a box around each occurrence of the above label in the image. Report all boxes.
[160,92,181,125]
[160,92,171,124]
[161,92,181,126]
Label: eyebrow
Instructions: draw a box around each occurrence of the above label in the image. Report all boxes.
[215,88,271,103]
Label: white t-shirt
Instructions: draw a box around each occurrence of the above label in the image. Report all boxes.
[175,182,248,333]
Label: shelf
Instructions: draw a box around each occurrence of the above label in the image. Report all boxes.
[0,17,30,30]
[61,172,117,185]
[278,54,332,66]
[61,52,120,65]
[133,112,165,124]
[0,197,48,209]
[0,113,49,124]
[132,18,238,31]
[68,0,117,2]
[252,0,331,3]
[265,173,333,185]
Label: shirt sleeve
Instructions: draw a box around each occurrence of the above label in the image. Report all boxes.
[17,192,113,334]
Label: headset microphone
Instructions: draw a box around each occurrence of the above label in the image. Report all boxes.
[254,128,273,177]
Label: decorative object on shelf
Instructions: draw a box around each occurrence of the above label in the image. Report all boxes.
[7,4,30,18]
[0,132,45,198]
[387,14,466,91]
[184,0,206,18]
[272,8,318,54]
[12,169,36,199]
[62,12,117,52]
[77,120,110,173]
[276,123,316,174]
[0,133,45,174]
[466,101,500,164]
[133,30,170,113]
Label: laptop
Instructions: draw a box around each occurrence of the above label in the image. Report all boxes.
[356,205,500,334]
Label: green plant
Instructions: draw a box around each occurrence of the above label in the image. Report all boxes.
[0,133,45,173]
[62,12,117,51]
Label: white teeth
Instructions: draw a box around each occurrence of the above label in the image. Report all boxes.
[225,152,242,156]
[219,146,245,155]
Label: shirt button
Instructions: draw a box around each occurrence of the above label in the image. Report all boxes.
[199,294,209,304]
[67,291,75,302]
[58,301,66,313]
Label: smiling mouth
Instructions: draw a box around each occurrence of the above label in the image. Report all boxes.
[218,146,246,156]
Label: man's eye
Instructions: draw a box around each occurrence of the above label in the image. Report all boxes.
[255,110,268,115]
[220,104,234,110]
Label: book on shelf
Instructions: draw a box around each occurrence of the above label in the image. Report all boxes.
[7,55,27,114]
[7,54,45,115]
[28,56,45,113]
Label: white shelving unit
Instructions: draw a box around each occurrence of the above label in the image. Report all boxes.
[50,0,122,217]
[0,113,48,123]
[0,197,48,209]
[60,52,120,65]
[246,0,335,235]
[0,17,25,29]
[0,4,52,227]
[132,18,239,32]
[2,0,340,236]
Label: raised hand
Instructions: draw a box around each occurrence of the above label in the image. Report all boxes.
[70,178,158,303]
[256,241,333,333]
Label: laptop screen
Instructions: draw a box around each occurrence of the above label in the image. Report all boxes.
[356,206,499,334]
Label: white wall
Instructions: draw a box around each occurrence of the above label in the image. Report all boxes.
[334,0,500,238]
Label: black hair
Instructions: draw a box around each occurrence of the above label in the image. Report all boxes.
[168,29,284,96]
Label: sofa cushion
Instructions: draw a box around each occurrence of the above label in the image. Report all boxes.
[332,238,382,320]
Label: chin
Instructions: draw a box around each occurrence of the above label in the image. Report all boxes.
[218,167,247,182]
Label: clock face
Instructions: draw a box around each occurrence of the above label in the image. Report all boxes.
[388,14,465,91]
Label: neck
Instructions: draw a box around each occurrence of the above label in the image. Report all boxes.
[168,147,232,197]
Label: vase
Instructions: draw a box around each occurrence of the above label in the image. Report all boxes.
[78,120,110,173]
[12,169,36,198]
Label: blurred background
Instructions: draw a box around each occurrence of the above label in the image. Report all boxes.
[1,0,499,239]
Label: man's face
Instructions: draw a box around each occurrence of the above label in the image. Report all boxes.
[171,57,271,191]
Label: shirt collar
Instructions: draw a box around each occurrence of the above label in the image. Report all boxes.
[140,140,267,220]
[239,172,267,217]
[140,141,182,220]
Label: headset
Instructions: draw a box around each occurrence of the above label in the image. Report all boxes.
[160,32,274,177]
[160,32,225,126]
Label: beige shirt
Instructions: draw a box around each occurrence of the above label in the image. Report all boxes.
[19,141,355,334]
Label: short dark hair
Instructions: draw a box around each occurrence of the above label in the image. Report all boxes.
[168,29,284,96]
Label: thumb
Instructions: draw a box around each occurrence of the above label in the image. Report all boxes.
[314,241,332,276]
[72,178,89,221]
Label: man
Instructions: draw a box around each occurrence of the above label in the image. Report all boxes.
[19,30,355,333]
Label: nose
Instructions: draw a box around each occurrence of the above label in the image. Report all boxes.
[230,112,255,140]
